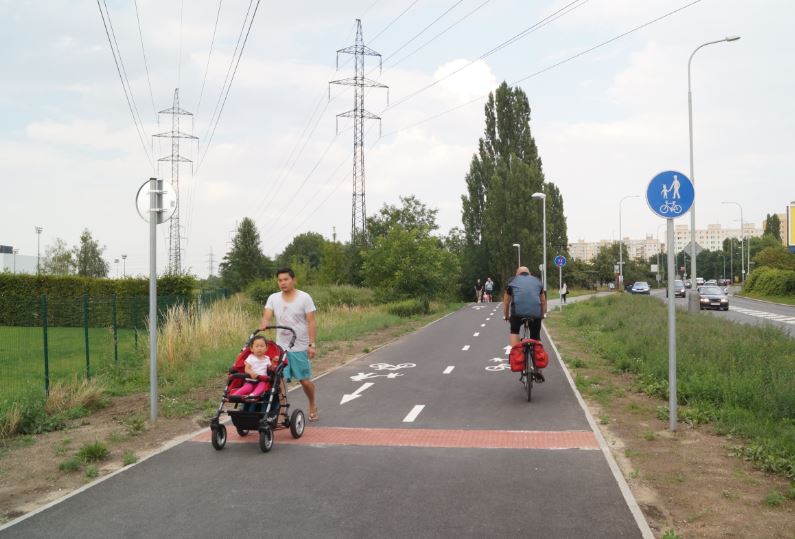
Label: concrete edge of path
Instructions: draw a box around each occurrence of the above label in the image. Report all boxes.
[543,325,655,539]
[0,308,460,532]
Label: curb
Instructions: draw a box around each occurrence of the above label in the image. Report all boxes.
[543,325,655,539]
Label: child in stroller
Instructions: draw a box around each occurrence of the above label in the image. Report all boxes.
[210,326,306,453]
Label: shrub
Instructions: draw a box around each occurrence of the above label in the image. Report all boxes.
[386,299,430,317]
[77,441,110,463]
[59,456,82,472]
[304,285,374,309]
[744,267,795,296]
[245,279,279,306]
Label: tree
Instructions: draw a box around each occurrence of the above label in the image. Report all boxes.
[460,82,568,290]
[753,245,795,271]
[219,218,273,291]
[73,229,109,278]
[278,232,327,270]
[317,239,346,285]
[43,238,75,275]
[362,226,459,302]
[367,195,438,239]
[764,213,782,241]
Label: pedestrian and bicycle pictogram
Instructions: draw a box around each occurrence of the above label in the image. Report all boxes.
[646,170,694,219]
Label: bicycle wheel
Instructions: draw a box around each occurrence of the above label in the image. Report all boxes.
[524,346,533,402]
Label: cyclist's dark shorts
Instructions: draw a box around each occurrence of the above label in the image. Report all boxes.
[510,316,541,340]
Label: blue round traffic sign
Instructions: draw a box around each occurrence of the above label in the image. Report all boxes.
[646,170,694,219]
[554,255,567,267]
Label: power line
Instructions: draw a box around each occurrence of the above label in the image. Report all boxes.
[381,0,464,64]
[95,0,154,170]
[196,0,224,117]
[369,0,422,43]
[384,0,589,112]
[132,0,157,123]
[381,0,705,138]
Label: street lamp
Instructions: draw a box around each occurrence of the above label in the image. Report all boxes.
[13,248,18,274]
[687,36,740,306]
[114,258,120,278]
[121,254,127,277]
[531,192,547,290]
[34,226,43,275]
[512,243,521,267]
[656,223,666,285]
[618,195,639,290]
[722,201,744,284]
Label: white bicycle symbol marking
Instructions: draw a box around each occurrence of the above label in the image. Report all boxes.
[486,364,511,372]
[369,362,416,371]
[659,200,682,215]
[350,372,405,382]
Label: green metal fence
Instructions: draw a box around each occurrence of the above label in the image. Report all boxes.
[0,290,229,402]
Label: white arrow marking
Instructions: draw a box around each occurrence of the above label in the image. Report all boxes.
[462,345,470,351]
[473,332,480,337]
[403,405,425,422]
[340,382,374,404]
[443,366,455,374]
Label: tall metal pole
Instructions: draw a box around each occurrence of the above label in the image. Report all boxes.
[149,178,159,422]
[723,201,744,284]
[542,197,547,291]
[121,254,127,277]
[667,219,677,431]
[35,226,43,275]
[688,36,740,309]
[513,243,521,267]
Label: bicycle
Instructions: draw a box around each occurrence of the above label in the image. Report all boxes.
[519,318,544,402]
[659,200,682,215]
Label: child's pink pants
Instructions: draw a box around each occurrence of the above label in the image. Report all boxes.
[231,381,267,396]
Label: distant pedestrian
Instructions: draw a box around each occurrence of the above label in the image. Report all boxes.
[474,279,483,303]
[484,277,494,302]
[560,282,568,304]
[261,268,319,422]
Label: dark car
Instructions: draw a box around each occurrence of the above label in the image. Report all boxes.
[666,279,686,298]
[630,281,651,295]
[698,286,729,311]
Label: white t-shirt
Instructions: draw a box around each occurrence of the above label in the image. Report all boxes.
[245,354,271,376]
[265,290,316,352]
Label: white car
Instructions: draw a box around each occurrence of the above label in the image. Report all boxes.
[630,281,651,295]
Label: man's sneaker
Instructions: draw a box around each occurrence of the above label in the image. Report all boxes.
[533,371,545,383]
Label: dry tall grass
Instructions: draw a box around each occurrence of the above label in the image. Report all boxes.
[157,296,253,368]
[0,405,21,439]
[44,379,108,415]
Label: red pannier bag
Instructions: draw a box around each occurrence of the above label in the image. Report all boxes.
[509,339,549,372]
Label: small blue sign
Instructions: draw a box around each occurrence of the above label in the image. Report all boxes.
[646,170,694,219]
[554,255,567,267]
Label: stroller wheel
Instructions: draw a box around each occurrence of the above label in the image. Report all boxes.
[235,427,250,437]
[211,424,227,450]
[259,426,274,453]
[290,409,305,438]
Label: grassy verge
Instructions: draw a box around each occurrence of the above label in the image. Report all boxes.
[736,291,795,306]
[0,294,462,439]
[547,293,795,480]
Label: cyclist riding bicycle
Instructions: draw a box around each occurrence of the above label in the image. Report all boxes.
[503,266,547,345]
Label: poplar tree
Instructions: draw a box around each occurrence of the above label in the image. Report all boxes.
[461,82,568,290]
[220,218,272,291]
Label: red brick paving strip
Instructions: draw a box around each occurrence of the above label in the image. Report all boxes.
[193,427,599,449]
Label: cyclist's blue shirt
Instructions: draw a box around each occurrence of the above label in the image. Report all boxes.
[507,273,544,318]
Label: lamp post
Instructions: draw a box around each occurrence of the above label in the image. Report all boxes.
[723,202,744,284]
[34,226,43,275]
[114,258,120,278]
[512,243,521,267]
[618,195,639,290]
[657,223,666,285]
[121,254,127,277]
[13,248,18,274]
[687,36,740,308]
[532,192,547,290]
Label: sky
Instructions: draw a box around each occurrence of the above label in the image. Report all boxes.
[1,0,793,278]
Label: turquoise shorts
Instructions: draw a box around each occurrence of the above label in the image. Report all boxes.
[284,351,312,382]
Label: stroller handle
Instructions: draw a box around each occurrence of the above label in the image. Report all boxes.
[251,325,297,349]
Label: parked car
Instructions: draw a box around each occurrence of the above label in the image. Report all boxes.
[697,285,729,311]
[666,279,686,298]
[630,281,651,295]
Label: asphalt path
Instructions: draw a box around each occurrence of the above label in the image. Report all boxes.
[2,301,648,539]
[650,289,795,337]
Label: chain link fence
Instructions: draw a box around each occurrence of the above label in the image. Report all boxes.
[0,290,229,403]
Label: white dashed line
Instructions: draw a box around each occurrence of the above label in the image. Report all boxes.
[402,405,425,422]
[486,318,491,321]
[462,345,470,351]
[480,324,486,327]
[443,366,455,374]
[473,332,480,337]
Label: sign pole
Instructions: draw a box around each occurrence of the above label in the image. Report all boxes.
[558,264,563,310]
[667,218,677,431]
[148,178,159,423]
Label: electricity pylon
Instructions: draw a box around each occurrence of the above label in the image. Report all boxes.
[153,88,197,273]
[329,19,388,244]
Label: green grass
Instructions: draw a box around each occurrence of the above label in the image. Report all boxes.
[736,291,795,306]
[549,294,795,479]
[76,441,109,463]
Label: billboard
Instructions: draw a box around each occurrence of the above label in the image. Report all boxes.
[789,204,795,253]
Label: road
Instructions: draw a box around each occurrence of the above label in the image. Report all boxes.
[1,300,649,539]
[650,289,795,337]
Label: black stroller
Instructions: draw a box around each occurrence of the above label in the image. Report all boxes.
[209,326,305,452]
